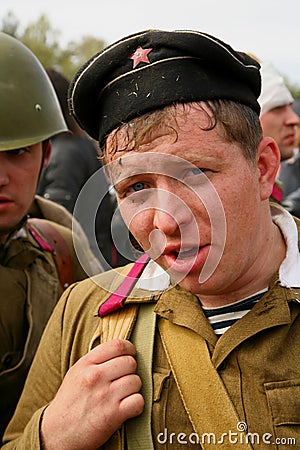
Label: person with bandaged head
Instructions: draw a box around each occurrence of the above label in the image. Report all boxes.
[258,61,299,203]
[277,101,300,216]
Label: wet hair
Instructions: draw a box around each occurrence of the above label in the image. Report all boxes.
[103,100,262,164]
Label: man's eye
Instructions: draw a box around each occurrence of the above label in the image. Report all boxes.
[130,182,146,192]
[115,181,147,198]
[9,148,29,156]
[186,167,206,177]
[191,167,203,175]
[183,167,212,186]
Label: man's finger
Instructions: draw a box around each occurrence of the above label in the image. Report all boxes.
[85,339,136,365]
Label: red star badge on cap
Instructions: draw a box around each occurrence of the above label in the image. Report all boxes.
[129,46,152,69]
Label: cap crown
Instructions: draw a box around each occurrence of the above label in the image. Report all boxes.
[69,29,261,146]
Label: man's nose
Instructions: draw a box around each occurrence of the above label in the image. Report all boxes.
[0,158,9,186]
[152,189,193,235]
[286,106,300,126]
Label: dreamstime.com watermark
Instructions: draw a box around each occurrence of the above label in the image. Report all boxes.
[156,422,297,446]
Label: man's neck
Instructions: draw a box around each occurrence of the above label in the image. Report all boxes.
[0,215,28,246]
[198,221,286,308]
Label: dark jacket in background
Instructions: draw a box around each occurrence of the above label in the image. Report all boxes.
[37,134,132,268]
[278,153,300,218]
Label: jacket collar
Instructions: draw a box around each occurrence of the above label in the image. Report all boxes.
[271,203,300,288]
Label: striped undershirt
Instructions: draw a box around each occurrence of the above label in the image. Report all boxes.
[202,289,268,336]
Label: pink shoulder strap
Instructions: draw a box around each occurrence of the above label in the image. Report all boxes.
[98,253,149,317]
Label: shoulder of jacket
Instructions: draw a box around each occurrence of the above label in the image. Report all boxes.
[28,217,72,246]
[30,195,73,229]
[58,265,136,300]
[61,258,155,316]
[53,270,132,318]
[30,196,103,275]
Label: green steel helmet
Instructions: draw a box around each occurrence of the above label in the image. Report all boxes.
[0,32,68,151]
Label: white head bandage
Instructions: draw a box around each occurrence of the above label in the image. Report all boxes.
[258,61,294,116]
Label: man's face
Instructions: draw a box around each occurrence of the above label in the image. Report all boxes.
[260,104,299,161]
[107,106,279,300]
[0,143,45,241]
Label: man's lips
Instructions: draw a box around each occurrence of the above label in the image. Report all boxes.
[284,133,297,144]
[162,242,206,255]
[168,246,200,259]
[160,244,210,273]
[0,196,14,209]
[0,196,13,203]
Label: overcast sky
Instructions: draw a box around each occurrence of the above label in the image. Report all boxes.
[1,0,299,84]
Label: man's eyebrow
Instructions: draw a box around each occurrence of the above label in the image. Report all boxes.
[108,153,220,183]
[107,163,150,187]
[109,154,170,174]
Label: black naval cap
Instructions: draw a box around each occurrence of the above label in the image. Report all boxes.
[69,29,261,147]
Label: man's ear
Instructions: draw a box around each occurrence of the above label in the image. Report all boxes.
[42,140,52,168]
[257,137,281,201]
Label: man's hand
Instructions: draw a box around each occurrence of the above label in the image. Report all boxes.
[41,339,144,450]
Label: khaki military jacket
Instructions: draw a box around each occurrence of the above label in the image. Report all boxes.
[0,195,102,441]
[3,249,300,450]
[29,195,102,278]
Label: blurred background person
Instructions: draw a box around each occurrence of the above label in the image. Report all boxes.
[277,100,300,216]
[257,60,300,203]
[258,61,299,161]
[37,68,133,268]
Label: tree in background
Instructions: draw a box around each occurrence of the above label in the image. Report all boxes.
[0,11,106,80]
[286,79,300,100]
[1,11,300,99]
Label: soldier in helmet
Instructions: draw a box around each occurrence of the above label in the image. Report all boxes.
[0,32,102,442]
